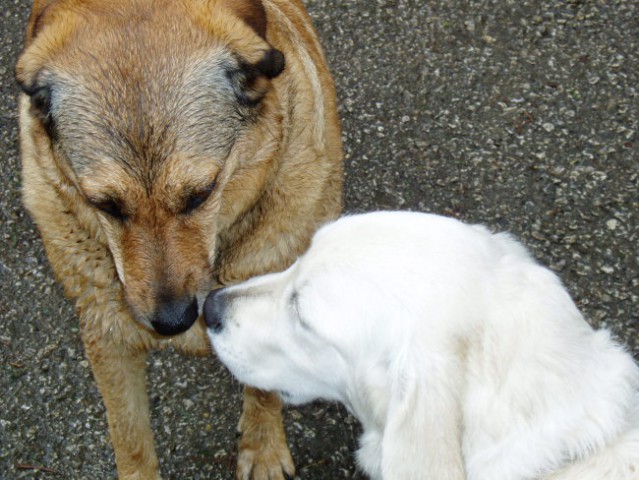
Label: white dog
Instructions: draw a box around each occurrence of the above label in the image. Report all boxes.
[204,211,639,480]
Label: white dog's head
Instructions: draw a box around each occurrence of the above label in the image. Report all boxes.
[204,213,421,406]
[203,273,340,404]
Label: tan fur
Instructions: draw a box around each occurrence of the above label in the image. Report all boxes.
[16,0,343,478]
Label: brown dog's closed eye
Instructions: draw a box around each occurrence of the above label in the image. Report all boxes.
[182,180,217,215]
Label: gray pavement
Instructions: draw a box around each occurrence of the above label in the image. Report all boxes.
[1,0,638,478]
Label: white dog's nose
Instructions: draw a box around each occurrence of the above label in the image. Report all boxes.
[203,288,225,333]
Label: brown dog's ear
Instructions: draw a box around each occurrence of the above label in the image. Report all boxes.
[218,0,268,39]
[253,47,285,79]
[25,0,58,46]
[216,0,285,81]
[229,48,285,107]
[18,81,58,140]
[16,0,59,139]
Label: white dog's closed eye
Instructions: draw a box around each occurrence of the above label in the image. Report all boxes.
[288,290,311,330]
[205,211,639,480]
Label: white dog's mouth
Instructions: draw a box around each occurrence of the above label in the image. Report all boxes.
[276,389,311,406]
[202,274,326,407]
[277,390,296,403]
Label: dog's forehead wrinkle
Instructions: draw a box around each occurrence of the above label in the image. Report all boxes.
[51,78,170,175]
[37,1,255,172]
[54,56,243,188]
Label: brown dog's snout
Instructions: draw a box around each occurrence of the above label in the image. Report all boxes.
[151,296,199,336]
[204,289,226,333]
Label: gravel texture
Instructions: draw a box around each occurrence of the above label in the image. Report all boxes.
[1,0,638,479]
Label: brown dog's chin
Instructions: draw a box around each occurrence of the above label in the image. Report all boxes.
[150,319,197,337]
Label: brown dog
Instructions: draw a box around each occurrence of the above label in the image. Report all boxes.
[15,0,343,478]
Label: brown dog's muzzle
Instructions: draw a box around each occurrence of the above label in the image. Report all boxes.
[119,216,212,336]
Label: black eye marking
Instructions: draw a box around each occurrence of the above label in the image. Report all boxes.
[182,180,216,215]
[20,84,57,140]
[89,198,128,221]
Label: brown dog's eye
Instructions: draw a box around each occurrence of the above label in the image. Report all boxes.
[182,181,216,215]
[90,199,128,221]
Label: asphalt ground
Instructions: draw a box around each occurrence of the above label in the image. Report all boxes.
[1,0,638,478]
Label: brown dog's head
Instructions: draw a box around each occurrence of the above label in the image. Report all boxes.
[16,0,285,335]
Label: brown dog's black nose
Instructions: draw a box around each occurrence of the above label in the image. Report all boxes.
[151,297,198,336]
[204,288,226,333]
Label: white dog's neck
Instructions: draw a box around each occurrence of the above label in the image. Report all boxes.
[343,359,393,433]
[339,359,392,480]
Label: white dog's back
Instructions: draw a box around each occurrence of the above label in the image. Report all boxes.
[312,212,639,479]
[458,231,638,479]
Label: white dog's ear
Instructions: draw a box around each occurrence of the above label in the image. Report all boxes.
[381,353,466,480]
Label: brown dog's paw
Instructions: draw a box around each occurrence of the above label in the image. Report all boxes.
[235,439,295,480]
[235,387,295,480]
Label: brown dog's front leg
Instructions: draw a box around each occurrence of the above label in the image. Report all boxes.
[85,341,161,480]
[236,386,295,480]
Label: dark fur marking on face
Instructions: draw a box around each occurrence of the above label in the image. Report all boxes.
[226,67,259,108]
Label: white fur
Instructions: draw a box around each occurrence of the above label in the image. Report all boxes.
[207,211,639,480]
